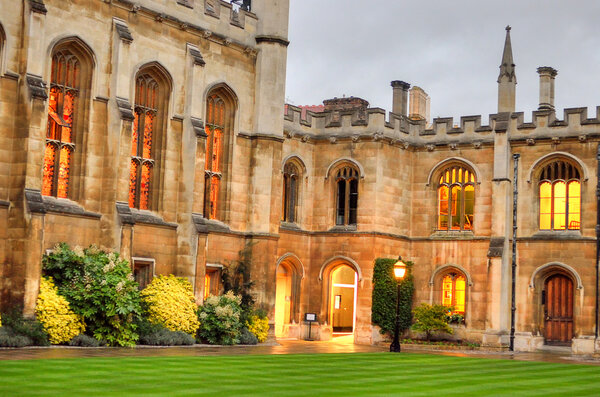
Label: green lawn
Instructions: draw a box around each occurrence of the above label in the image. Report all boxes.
[0,352,598,396]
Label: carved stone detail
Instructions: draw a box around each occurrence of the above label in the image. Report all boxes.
[114,21,133,43]
[116,97,134,121]
[426,144,435,152]
[526,138,535,146]
[26,74,48,100]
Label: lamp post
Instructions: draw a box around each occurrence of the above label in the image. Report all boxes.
[390,256,407,353]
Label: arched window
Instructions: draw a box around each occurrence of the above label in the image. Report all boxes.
[539,160,581,230]
[129,74,158,209]
[438,164,475,231]
[204,86,235,220]
[128,64,170,210]
[335,166,359,226]
[282,162,300,223]
[441,272,466,314]
[42,51,80,198]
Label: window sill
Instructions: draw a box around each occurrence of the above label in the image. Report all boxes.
[430,230,474,240]
[280,221,302,231]
[116,201,178,229]
[529,231,583,240]
[328,224,357,232]
[24,189,101,219]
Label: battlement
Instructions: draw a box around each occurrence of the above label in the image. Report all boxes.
[113,0,258,47]
[283,103,600,149]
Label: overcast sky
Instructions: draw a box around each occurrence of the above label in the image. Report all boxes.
[285,0,600,122]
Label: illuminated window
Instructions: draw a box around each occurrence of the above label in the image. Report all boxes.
[538,161,581,230]
[42,51,80,198]
[204,267,221,299]
[335,166,359,225]
[438,165,475,231]
[204,89,233,220]
[282,162,300,223]
[129,74,158,209]
[441,273,466,314]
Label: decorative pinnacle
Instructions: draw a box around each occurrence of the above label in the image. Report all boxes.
[498,26,516,83]
[506,25,511,31]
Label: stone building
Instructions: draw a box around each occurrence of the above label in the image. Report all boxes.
[0,2,599,354]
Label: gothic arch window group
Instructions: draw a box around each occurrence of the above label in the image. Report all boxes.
[437,164,475,231]
[538,160,581,231]
[335,165,359,226]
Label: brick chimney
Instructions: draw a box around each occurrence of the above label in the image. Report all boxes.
[537,66,557,111]
[323,96,369,112]
[391,80,410,116]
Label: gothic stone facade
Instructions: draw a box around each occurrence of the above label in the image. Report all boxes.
[1,3,599,354]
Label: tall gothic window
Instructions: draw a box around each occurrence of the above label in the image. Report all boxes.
[42,51,80,198]
[204,94,226,220]
[335,166,359,226]
[282,162,300,223]
[129,74,158,210]
[438,165,475,231]
[539,160,581,230]
[442,272,466,314]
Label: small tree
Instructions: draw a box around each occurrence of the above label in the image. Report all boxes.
[411,303,453,341]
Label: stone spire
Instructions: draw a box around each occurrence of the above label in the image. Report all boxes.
[497,26,516,113]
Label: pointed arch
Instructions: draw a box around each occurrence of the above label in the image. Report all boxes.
[429,264,473,286]
[529,262,583,290]
[281,154,308,175]
[527,152,588,183]
[426,157,482,186]
[319,255,362,282]
[276,252,306,280]
[325,157,365,180]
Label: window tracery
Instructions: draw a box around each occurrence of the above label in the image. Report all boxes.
[538,160,581,230]
[437,164,475,231]
[335,166,359,226]
[441,272,466,314]
[204,94,226,220]
[42,51,80,198]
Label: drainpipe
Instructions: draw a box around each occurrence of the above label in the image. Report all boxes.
[510,153,520,351]
[596,145,600,339]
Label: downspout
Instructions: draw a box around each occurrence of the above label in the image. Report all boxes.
[594,145,600,339]
[510,153,520,351]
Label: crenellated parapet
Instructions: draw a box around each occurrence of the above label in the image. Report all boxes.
[283,104,600,150]
[109,0,258,50]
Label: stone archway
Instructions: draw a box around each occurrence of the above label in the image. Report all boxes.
[328,264,358,334]
[274,254,304,338]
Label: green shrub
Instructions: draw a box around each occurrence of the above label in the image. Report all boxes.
[139,328,195,346]
[141,275,199,335]
[412,303,453,340]
[197,291,243,345]
[2,308,49,346]
[69,334,105,347]
[42,243,142,347]
[371,258,414,336]
[239,327,258,345]
[0,327,32,347]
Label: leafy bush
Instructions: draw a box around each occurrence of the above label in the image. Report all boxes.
[412,304,453,340]
[197,291,243,345]
[371,258,415,336]
[141,275,199,335]
[69,334,105,347]
[246,314,269,343]
[446,313,465,325]
[36,277,85,344]
[138,327,195,346]
[239,327,258,345]
[0,327,31,347]
[42,243,141,347]
[1,308,49,346]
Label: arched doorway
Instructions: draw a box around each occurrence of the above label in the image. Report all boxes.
[329,265,357,334]
[543,273,574,345]
[275,263,292,337]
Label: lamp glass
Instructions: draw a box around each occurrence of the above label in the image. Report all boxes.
[393,260,406,280]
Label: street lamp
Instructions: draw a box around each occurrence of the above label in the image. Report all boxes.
[390,256,407,353]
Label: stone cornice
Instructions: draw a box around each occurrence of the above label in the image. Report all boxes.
[255,35,290,47]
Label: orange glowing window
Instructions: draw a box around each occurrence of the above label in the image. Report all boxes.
[538,161,581,230]
[204,268,220,299]
[441,273,466,314]
[438,165,475,231]
[43,51,79,198]
[129,74,158,209]
[204,94,228,220]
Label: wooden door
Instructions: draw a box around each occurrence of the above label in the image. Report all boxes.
[544,274,574,345]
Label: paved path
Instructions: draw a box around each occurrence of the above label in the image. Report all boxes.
[0,335,599,365]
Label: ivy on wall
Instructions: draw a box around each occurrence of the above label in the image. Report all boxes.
[371,258,415,336]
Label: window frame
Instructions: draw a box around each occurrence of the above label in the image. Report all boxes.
[334,166,359,226]
[537,160,581,231]
[204,264,223,299]
[436,164,476,232]
[282,162,300,223]
[132,257,155,290]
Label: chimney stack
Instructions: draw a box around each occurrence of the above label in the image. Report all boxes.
[409,86,430,122]
[537,66,557,111]
[391,80,410,116]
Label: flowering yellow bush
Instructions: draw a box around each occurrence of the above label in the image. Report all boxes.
[247,315,269,343]
[36,277,85,344]
[141,275,200,335]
